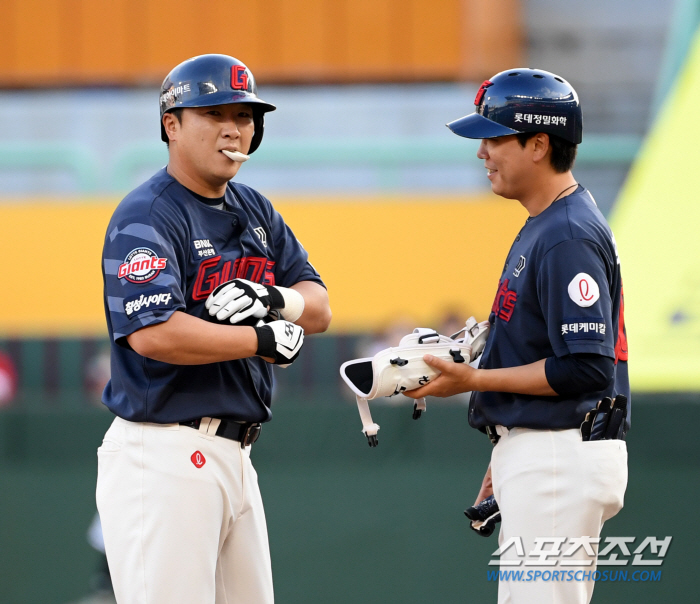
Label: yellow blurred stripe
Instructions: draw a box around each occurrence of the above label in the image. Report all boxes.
[0,201,116,336]
[0,195,526,336]
[610,27,700,390]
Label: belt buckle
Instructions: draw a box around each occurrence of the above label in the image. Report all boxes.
[242,423,262,447]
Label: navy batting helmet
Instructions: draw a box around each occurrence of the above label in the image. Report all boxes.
[447,68,582,145]
[159,54,276,153]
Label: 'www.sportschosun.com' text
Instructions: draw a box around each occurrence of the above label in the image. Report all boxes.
[487,569,662,582]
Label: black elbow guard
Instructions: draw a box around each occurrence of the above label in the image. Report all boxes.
[545,354,614,396]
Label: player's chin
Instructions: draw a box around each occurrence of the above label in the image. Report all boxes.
[490,181,514,199]
[488,177,503,195]
[213,159,242,181]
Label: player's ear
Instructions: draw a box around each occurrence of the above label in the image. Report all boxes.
[162,112,181,144]
[531,133,551,164]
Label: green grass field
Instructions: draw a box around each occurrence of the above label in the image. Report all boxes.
[0,399,696,603]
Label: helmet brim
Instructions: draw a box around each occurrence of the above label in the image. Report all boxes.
[446,113,520,139]
[164,90,276,114]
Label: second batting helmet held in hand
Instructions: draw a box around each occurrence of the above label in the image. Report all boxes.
[159,54,276,153]
[447,68,582,144]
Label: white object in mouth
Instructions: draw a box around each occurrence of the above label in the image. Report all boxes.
[221,150,249,162]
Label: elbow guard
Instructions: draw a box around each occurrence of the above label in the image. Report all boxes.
[545,353,614,396]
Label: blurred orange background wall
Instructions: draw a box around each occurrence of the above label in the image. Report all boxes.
[0,196,527,336]
[0,0,522,85]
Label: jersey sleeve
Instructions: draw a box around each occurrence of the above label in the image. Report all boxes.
[102,205,187,344]
[268,205,325,288]
[537,239,615,358]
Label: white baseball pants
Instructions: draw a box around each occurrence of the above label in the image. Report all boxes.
[491,427,627,604]
[96,417,274,604]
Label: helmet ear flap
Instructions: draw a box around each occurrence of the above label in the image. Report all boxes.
[248,113,265,154]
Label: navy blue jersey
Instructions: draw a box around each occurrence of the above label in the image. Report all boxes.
[469,186,629,431]
[101,168,324,424]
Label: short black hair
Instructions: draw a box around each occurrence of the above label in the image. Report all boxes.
[164,108,185,148]
[515,132,577,173]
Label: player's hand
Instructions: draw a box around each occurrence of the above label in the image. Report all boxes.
[403,354,478,398]
[206,279,284,325]
[464,494,501,537]
[253,320,304,367]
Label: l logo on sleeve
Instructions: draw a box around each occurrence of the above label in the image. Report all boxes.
[568,273,600,307]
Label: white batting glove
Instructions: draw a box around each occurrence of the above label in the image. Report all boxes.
[253,320,304,367]
[205,278,305,325]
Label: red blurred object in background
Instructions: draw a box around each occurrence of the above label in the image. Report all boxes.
[0,352,18,407]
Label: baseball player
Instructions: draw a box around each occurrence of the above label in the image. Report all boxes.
[96,54,331,604]
[405,69,629,603]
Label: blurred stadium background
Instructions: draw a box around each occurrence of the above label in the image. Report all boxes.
[0,0,698,602]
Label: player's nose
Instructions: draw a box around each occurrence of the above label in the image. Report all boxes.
[476,139,489,160]
[221,117,241,138]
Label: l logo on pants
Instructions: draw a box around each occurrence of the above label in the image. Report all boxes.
[191,451,206,468]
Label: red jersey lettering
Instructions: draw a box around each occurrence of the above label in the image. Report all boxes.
[492,279,517,322]
[192,256,276,300]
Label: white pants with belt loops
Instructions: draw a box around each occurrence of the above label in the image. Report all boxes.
[96,417,274,604]
[491,427,627,604]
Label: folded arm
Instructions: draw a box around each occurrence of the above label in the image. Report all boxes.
[126,311,258,365]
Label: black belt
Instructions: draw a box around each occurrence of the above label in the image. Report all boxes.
[179,418,262,447]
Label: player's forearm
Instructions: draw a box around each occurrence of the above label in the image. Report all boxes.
[475,463,494,506]
[290,281,331,334]
[127,311,258,365]
[474,359,558,396]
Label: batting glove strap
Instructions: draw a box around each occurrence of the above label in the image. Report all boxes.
[253,320,304,366]
[266,285,286,310]
[254,325,277,359]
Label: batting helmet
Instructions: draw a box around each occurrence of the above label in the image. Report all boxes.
[447,68,582,144]
[159,54,276,153]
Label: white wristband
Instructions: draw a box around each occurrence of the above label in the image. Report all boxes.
[277,286,305,322]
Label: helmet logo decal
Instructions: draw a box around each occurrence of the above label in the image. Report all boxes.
[474,80,494,106]
[231,65,249,90]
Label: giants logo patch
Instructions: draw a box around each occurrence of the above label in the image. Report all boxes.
[492,278,517,322]
[192,256,276,300]
[118,248,168,283]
